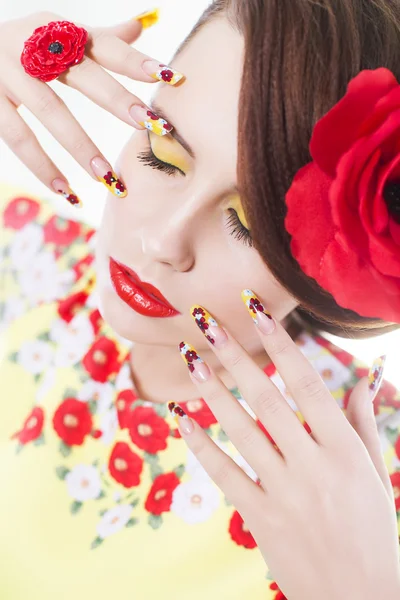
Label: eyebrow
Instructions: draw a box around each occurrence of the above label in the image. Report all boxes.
[149,100,196,159]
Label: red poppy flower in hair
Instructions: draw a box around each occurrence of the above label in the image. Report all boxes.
[285,68,400,324]
[20,20,88,82]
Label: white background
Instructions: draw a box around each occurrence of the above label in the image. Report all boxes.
[1,0,399,387]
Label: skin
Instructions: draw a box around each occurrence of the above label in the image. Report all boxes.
[95,17,299,405]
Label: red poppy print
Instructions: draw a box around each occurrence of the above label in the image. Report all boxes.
[146,110,160,121]
[89,309,103,336]
[269,582,288,600]
[104,171,116,186]
[52,398,93,446]
[228,510,257,549]
[390,471,400,510]
[115,389,138,429]
[249,297,265,314]
[144,472,180,515]
[160,68,173,83]
[72,254,94,280]
[181,398,217,429]
[82,336,121,383]
[3,197,40,229]
[129,406,170,453]
[57,290,89,323]
[20,20,88,82]
[43,215,81,246]
[108,441,143,488]
[115,181,126,194]
[11,406,45,444]
[395,434,400,461]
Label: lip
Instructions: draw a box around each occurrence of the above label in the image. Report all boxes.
[109,256,180,318]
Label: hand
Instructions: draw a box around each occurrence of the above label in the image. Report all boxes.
[0,11,182,206]
[170,290,400,600]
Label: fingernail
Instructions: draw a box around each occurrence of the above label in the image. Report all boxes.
[179,342,211,383]
[168,401,194,435]
[190,305,228,349]
[129,105,173,136]
[133,8,160,29]
[141,60,185,86]
[51,178,83,208]
[368,355,387,401]
[90,157,127,198]
[241,289,276,335]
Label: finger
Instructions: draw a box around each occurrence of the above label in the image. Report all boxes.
[188,306,316,461]
[0,94,82,208]
[346,376,395,504]
[58,55,174,135]
[168,400,266,513]
[88,29,185,85]
[239,290,356,448]
[8,62,127,197]
[178,341,285,484]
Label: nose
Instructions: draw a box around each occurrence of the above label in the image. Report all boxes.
[139,206,196,271]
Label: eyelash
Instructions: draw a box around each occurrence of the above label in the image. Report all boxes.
[136,147,253,247]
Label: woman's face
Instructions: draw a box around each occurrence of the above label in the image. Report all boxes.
[95,17,298,355]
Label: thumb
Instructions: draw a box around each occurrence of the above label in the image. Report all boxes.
[346,376,395,504]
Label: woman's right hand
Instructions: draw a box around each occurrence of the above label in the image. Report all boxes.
[0,11,183,206]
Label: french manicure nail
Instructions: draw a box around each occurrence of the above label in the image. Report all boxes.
[368,355,387,401]
[141,60,185,86]
[133,8,160,29]
[241,289,276,335]
[179,341,211,383]
[168,401,194,435]
[90,157,127,198]
[51,178,83,208]
[129,105,173,136]
[190,306,229,348]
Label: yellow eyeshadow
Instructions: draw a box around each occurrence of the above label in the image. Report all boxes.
[229,195,249,230]
[150,132,190,173]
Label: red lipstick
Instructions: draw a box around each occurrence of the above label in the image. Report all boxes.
[109,257,180,318]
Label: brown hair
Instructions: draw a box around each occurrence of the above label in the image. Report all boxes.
[174,0,400,339]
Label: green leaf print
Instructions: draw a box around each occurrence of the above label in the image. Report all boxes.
[126,517,138,528]
[224,496,233,507]
[59,441,72,458]
[90,536,104,550]
[96,489,106,500]
[231,387,242,400]
[55,466,70,480]
[143,451,159,464]
[154,403,167,418]
[203,427,212,436]
[33,373,41,384]
[148,514,163,530]
[87,400,97,415]
[37,331,51,342]
[173,464,185,478]
[218,428,229,442]
[150,462,164,480]
[385,426,400,447]
[63,388,78,400]
[33,433,45,446]
[15,443,24,455]
[70,500,83,515]
[8,351,19,363]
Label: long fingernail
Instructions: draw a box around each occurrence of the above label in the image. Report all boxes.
[368,355,387,401]
[241,289,276,335]
[190,305,228,349]
[133,8,160,29]
[141,60,185,86]
[90,157,127,198]
[51,178,83,208]
[129,105,173,136]
[179,342,211,383]
[168,401,194,435]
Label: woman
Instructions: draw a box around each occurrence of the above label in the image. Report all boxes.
[0,2,400,599]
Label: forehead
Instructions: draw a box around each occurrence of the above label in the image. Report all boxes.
[151,18,244,169]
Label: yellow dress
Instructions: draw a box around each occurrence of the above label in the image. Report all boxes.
[0,182,399,600]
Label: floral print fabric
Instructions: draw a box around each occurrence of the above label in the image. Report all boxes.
[0,183,399,600]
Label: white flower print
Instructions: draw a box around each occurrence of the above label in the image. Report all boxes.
[99,407,118,445]
[115,362,134,391]
[77,381,114,414]
[66,464,102,502]
[52,313,94,367]
[9,223,43,270]
[19,251,74,304]
[0,296,26,334]
[96,504,133,538]
[86,289,100,310]
[295,332,325,358]
[18,340,54,375]
[170,479,221,524]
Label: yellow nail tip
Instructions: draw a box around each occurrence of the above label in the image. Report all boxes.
[134,8,160,29]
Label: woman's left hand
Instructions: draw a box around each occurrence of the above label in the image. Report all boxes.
[170,289,400,600]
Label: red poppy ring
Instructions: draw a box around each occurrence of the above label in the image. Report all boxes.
[20,20,89,83]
